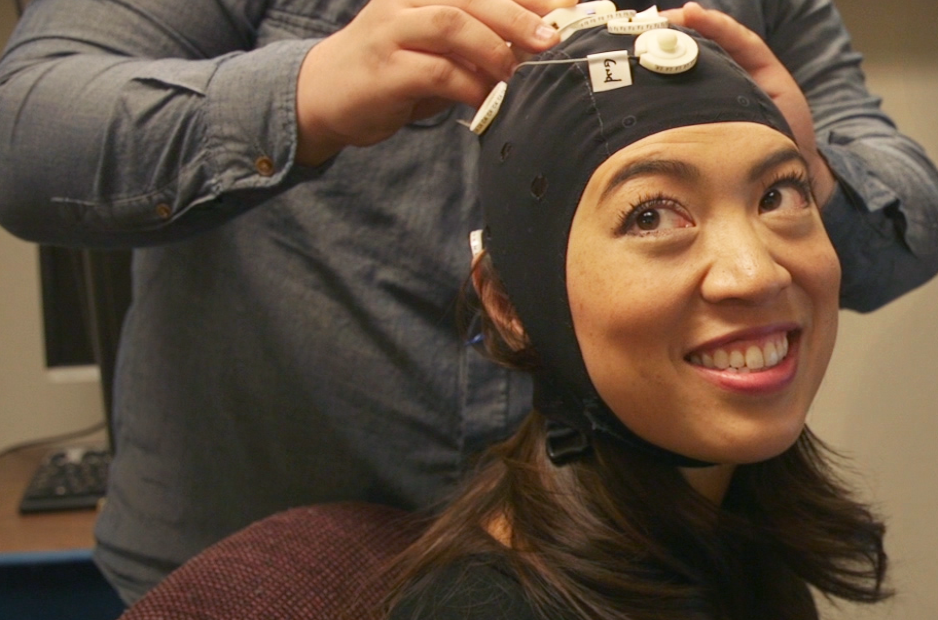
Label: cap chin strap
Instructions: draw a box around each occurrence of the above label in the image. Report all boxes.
[545,421,593,465]
[535,373,716,468]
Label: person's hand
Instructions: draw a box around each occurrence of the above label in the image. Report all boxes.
[295,0,574,166]
[662,2,837,207]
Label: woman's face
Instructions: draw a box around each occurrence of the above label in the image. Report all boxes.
[566,122,841,464]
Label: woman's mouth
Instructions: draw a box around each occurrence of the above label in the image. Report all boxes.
[687,331,793,373]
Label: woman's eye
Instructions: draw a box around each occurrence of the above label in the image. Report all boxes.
[759,178,811,214]
[634,209,661,230]
[619,202,693,236]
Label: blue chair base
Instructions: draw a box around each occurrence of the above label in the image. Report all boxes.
[0,550,125,620]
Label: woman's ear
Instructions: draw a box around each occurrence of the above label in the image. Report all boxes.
[471,252,529,352]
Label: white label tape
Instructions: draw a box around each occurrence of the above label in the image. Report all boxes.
[543,0,617,31]
[607,16,668,35]
[469,229,484,257]
[588,50,632,92]
[469,81,507,135]
[559,9,636,41]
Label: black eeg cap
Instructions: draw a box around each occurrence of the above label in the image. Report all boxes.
[478,25,793,467]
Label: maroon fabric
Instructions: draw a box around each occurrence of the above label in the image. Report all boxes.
[119,502,423,620]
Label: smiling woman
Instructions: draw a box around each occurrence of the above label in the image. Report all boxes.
[384,22,886,620]
[568,123,840,467]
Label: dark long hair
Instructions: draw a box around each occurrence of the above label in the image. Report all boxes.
[385,253,889,620]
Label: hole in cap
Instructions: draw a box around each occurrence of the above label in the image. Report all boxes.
[531,174,548,200]
[500,142,513,162]
[737,95,750,107]
[622,115,637,128]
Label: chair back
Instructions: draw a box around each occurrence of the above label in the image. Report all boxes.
[119,502,423,620]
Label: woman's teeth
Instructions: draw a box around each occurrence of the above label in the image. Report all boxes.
[688,334,789,373]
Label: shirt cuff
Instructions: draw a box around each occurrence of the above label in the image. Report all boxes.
[819,140,935,311]
[203,38,322,195]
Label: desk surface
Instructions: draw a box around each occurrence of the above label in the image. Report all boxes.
[0,445,98,554]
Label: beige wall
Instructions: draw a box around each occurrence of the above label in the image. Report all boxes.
[0,0,105,452]
[1,0,937,616]
[811,1,938,618]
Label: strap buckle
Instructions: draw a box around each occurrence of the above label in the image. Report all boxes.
[545,422,591,465]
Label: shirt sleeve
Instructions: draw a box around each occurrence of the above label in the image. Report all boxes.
[760,0,938,311]
[0,0,320,247]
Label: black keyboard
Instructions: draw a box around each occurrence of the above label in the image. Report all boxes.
[19,446,111,513]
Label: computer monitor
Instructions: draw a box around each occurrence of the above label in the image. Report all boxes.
[38,246,132,454]
[39,247,96,376]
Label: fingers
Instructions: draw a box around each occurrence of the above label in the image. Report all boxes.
[658,6,687,27]
[667,3,775,79]
[295,0,573,165]
[664,4,791,105]
[511,0,577,17]
[392,5,526,81]
[441,0,562,53]
[665,3,838,206]
[657,3,837,206]
[376,0,564,84]
[388,48,494,107]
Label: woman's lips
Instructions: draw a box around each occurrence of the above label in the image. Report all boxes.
[686,329,800,394]
[687,331,790,373]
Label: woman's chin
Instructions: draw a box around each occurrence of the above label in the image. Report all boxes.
[672,426,806,466]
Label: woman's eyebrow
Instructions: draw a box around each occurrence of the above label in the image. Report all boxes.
[599,146,809,204]
[600,159,700,203]
[748,147,809,182]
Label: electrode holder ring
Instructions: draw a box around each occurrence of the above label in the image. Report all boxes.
[634,28,699,74]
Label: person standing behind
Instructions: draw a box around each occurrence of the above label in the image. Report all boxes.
[0,0,935,605]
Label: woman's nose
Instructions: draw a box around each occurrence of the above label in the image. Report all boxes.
[699,223,792,305]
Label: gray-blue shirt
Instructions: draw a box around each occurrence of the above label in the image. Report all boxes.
[1,0,936,604]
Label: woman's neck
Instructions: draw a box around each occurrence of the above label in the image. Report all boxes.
[485,463,739,548]
[679,463,737,504]
[485,513,513,547]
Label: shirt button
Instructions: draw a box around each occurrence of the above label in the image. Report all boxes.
[156,203,172,219]
[255,156,275,177]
